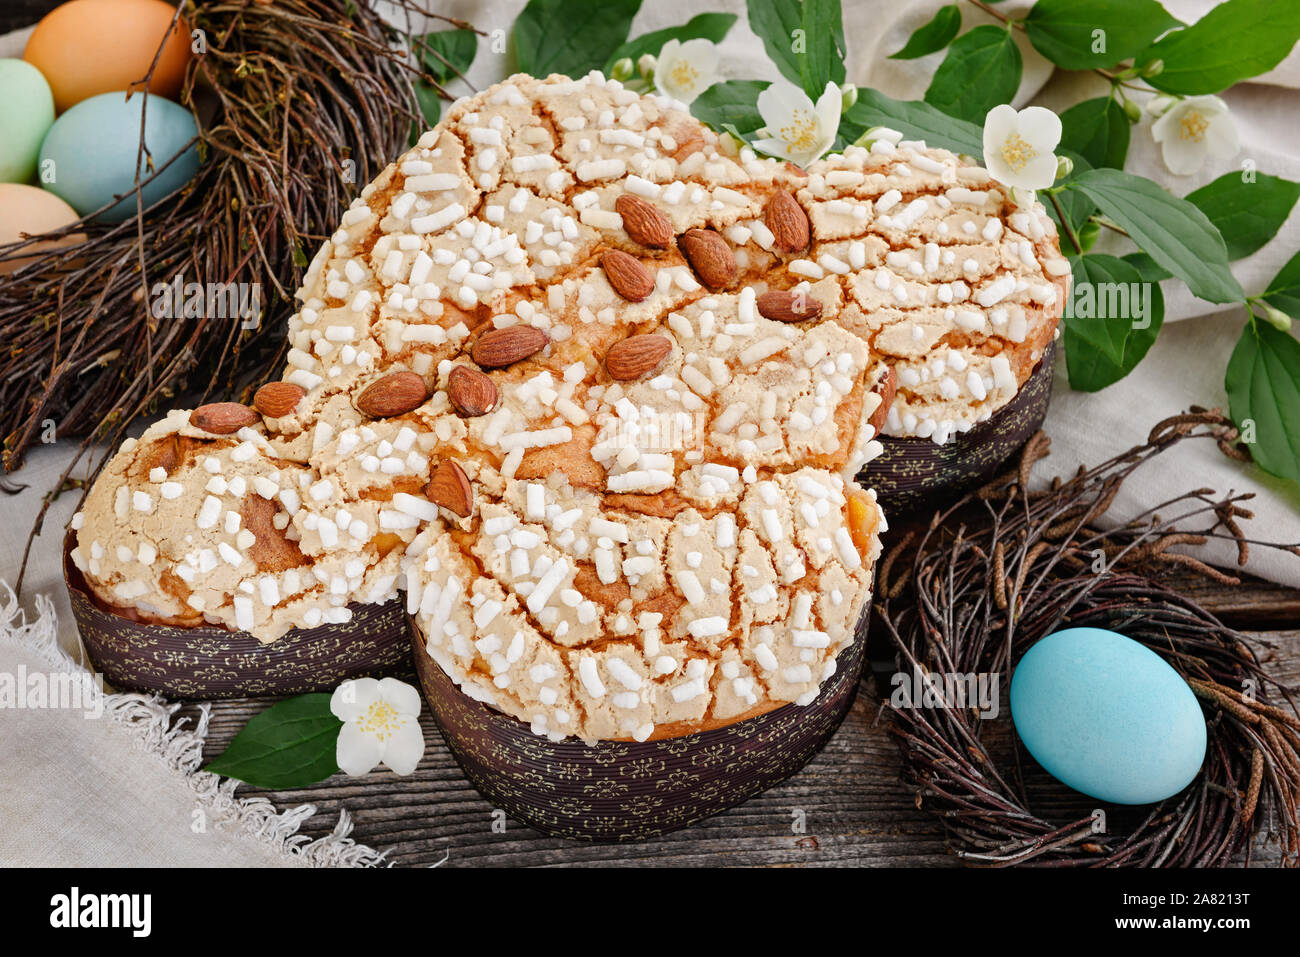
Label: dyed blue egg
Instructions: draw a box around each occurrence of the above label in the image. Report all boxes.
[1010,627,1206,805]
[38,92,199,223]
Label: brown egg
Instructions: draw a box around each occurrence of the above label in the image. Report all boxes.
[24,0,193,113]
[0,184,84,274]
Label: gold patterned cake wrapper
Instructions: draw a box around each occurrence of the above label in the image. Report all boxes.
[859,341,1056,515]
[410,606,869,843]
[63,533,411,699]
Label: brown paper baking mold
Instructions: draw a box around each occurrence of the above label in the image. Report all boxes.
[410,605,868,842]
[64,532,411,699]
[858,341,1056,515]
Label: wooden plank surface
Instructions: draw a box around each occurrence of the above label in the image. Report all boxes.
[1155,569,1300,629]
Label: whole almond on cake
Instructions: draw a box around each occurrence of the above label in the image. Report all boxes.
[446,365,498,417]
[765,189,811,253]
[356,370,429,417]
[605,334,672,380]
[426,459,473,517]
[601,250,656,301]
[472,326,549,368]
[615,194,673,248]
[254,382,307,418]
[679,228,738,290]
[756,289,823,322]
[190,403,259,435]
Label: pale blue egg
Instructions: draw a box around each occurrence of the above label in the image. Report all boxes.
[38,91,200,223]
[1010,627,1206,805]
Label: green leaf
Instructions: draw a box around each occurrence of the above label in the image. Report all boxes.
[411,29,478,137]
[1063,254,1165,390]
[1263,249,1300,318]
[1114,174,1300,281]
[691,81,769,136]
[513,0,641,78]
[890,5,961,60]
[924,25,1022,125]
[747,0,805,87]
[1184,172,1300,262]
[747,0,846,99]
[1075,220,1101,254]
[419,28,478,86]
[604,13,737,73]
[839,89,985,159]
[205,694,342,790]
[1070,168,1243,303]
[1138,0,1300,95]
[1226,319,1300,482]
[1121,250,1167,283]
[413,80,443,129]
[1025,0,1180,71]
[1059,96,1130,170]
[799,0,848,97]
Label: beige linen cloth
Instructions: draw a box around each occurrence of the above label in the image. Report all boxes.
[1,0,1297,866]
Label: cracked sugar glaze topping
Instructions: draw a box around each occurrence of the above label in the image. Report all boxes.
[72,71,1068,742]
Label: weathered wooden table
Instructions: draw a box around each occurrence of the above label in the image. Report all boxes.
[192,567,1299,867]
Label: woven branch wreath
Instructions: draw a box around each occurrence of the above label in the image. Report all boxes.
[878,410,1300,867]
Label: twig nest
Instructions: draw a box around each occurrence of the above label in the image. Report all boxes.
[880,414,1300,867]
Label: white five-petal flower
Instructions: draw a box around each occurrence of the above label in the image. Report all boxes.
[331,677,425,776]
[982,104,1062,192]
[652,38,719,105]
[1150,95,1239,176]
[754,80,842,168]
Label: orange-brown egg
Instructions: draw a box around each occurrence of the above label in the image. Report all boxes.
[23,0,193,113]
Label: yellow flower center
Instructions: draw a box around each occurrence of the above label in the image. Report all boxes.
[669,60,700,93]
[1179,109,1209,142]
[356,700,403,741]
[1000,132,1038,173]
[780,108,819,155]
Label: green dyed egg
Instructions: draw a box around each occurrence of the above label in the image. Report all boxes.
[0,59,55,183]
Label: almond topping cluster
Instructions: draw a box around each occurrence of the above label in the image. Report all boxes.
[72,72,1066,741]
